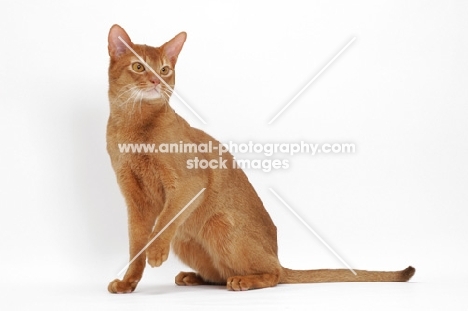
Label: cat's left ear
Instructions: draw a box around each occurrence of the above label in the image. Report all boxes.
[163,32,187,66]
[108,24,133,59]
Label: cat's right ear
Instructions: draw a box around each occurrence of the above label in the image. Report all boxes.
[108,24,132,59]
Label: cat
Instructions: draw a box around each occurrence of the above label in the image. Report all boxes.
[106,24,415,293]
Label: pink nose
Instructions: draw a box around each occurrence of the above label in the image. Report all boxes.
[150,76,160,85]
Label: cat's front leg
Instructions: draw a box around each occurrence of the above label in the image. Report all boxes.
[146,233,171,268]
[145,188,204,268]
[108,180,159,293]
[145,204,180,268]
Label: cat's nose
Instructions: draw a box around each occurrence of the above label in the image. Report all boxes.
[150,76,160,85]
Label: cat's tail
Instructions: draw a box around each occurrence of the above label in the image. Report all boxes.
[280,266,415,284]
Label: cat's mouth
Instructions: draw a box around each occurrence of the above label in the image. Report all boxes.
[142,84,162,100]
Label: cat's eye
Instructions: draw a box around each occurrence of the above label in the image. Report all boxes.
[132,62,145,72]
[160,66,172,76]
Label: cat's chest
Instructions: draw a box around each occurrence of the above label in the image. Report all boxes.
[112,153,166,198]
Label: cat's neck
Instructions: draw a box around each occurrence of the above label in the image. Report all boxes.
[110,93,172,115]
[107,99,190,142]
[110,98,173,124]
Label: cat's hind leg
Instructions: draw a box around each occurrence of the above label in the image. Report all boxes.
[216,226,283,291]
[172,236,225,286]
[199,212,283,291]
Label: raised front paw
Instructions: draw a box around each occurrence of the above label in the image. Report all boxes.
[108,279,139,294]
[146,242,170,267]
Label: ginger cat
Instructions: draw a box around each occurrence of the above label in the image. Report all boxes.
[106,24,415,293]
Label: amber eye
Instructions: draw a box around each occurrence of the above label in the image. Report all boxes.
[160,66,171,76]
[132,62,145,72]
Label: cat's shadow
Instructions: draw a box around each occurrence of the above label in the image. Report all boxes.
[137,284,226,295]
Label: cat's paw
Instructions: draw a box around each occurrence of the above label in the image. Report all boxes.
[146,243,170,267]
[226,276,251,291]
[108,279,138,294]
[226,274,279,291]
[175,271,207,286]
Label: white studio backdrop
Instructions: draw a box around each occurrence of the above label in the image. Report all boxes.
[0,0,467,302]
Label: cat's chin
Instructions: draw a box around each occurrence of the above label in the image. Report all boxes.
[142,88,163,101]
[144,92,162,100]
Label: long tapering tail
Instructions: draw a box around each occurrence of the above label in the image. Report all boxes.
[280,266,415,284]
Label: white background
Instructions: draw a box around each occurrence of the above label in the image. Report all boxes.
[1,0,467,310]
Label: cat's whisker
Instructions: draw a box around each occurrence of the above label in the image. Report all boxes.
[117,85,140,107]
[161,90,168,103]
[131,89,144,115]
[130,90,139,115]
[116,83,135,92]
[118,93,133,108]
[138,90,144,115]
[161,88,173,105]
[162,87,173,96]
[121,88,139,110]
[117,85,139,98]
[119,88,139,108]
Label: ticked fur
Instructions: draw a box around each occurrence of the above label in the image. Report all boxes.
[106,25,415,293]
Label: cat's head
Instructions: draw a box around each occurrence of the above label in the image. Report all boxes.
[107,24,186,107]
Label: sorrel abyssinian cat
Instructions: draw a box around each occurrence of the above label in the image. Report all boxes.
[106,24,415,293]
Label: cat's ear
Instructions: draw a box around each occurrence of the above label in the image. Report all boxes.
[108,24,132,59]
[163,32,187,66]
